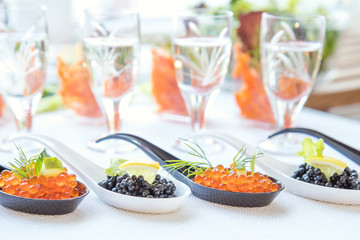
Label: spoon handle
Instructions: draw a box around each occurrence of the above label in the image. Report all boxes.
[268,128,360,166]
[0,164,10,172]
[96,134,190,184]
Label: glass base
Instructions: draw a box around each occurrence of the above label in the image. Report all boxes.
[174,136,224,154]
[258,133,302,156]
[0,135,44,154]
[87,137,137,154]
[158,111,190,124]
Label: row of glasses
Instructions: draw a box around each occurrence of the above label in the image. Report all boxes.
[0,2,326,156]
[84,8,233,153]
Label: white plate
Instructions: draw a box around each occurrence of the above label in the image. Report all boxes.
[188,130,360,205]
[10,133,191,213]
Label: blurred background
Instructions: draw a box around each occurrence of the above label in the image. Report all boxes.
[1,0,360,121]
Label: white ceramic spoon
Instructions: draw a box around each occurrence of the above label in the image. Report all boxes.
[10,133,191,213]
[188,131,360,205]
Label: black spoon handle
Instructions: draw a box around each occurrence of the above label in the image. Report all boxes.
[0,164,10,172]
[96,134,190,184]
[268,128,360,166]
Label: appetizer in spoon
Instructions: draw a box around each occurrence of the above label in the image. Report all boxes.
[292,138,360,190]
[0,147,86,200]
[99,159,177,198]
[187,130,360,205]
[0,147,88,215]
[166,139,279,193]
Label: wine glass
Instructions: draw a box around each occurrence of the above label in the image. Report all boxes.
[0,3,48,152]
[258,13,326,155]
[83,9,140,153]
[172,9,233,152]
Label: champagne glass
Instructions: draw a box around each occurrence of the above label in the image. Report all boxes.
[83,9,140,153]
[172,9,232,152]
[0,3,48,152]
[258,13,326,155]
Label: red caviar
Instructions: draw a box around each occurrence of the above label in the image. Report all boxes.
[0,170,81,200]
[193,164,279,193]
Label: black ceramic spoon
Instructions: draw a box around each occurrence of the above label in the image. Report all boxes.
[268,128,360,166]
[0,164,89,215]
[97,133,284,207]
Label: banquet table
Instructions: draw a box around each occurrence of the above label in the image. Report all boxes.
[0,91,359,239]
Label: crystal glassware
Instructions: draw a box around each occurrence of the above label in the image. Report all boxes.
[0,3,48,152]
[83,9,140,153]
[258,13,326,155]
[172,9,233,152]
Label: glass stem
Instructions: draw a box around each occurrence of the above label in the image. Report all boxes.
[271,96,309,130]
[103,100,121,134]
[15,108,32,132]
[184,93,210,132]
[6,93,42,133]
[101,92,132,134]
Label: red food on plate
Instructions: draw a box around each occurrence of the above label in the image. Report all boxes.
[233,44,275,123]
[57,57,102,118]
[151,48,187,116]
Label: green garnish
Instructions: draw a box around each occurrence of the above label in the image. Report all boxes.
[297,137,324,160]
[180,138,214,168]
[8,146,34,179]
[40,156,65,177]
[104,158,128,176]
[42,157,63,169]
[164,139,263,177]
[230,146,263,175]
[7,146,50,179]
[33,149,51,176]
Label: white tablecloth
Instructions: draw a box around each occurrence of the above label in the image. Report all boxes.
[0,92,359,239]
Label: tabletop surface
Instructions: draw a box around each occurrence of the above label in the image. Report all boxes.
[0,91,359,239]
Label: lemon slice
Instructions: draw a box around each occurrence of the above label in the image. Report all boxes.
[119,159,159,183]
[305,156,346,180]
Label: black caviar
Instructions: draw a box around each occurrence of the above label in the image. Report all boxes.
[99,173,176,198]
[292,163,360,190]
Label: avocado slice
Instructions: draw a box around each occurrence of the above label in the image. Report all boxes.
[40,157,64,177]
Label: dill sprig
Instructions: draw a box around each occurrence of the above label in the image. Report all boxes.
[230,146,264,175]
[180,138,214,168]
[8,146,36,179]
[7,146,50,179]
[164,139,264,178]
[164,160,210,178]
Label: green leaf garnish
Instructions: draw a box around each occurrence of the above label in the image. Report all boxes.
[42,157,63,169]
[104,158,128,176]
[297,137,324,160]
[34,149,51,176]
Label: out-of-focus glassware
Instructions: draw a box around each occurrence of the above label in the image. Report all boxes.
[0,95,4,119]
[83,8,140,153]
[0,3,48,152]
[172,9,233,152]
[258,13,326,155]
